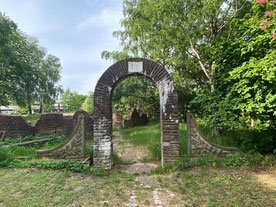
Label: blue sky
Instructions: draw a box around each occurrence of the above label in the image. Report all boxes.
[0,0,124,95]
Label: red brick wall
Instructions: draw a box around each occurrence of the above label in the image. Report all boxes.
[34,113,66,136]
[0,111,93,139]
[0,114,34,138]
[112,109,122,126]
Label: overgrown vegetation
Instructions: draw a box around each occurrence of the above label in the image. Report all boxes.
[118,120,187,161]
[0,135,66,159]
[0,12,62,114]
[197,119,276,154]
[103,0,276,151]
[117,120,276,171]
[0,159,107,175]
[112,76,160,119]
[0,134,67,147]
[0,134,108,176]
[152,153,276,174]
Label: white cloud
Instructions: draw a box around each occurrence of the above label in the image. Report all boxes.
[77,8,122,31]
[0,0,124,95]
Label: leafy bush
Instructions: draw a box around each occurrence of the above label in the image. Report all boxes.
[237,129,276,154]
[0,148,9,162]
[196,119,276,154]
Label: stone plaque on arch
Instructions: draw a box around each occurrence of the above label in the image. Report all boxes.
[93,58,179,169]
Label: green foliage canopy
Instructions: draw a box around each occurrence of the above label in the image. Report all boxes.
[81,91,94,113]
[191,1,276,130]
[112,76,159,119]
[61,88,87,112]
[102,0,251,121]
[0,12,62,113]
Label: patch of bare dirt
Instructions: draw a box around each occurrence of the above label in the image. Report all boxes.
[252,168,276,191]
[120,163,158,174]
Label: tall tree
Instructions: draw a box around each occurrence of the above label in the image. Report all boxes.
[192,0,276,130]
[0,13,63,113]
[61,88,87,112]
[0,12,17,105]
[102,0,251,123]
[38,54,63,113]
[81,91,94,113]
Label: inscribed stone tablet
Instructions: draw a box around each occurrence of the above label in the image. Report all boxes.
[128,61,143,73]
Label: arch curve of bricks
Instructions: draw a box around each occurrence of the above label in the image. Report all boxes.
[93,58,179,169]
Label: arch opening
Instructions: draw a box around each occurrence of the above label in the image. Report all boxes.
[92,58,179,169]
[111,75,160,163]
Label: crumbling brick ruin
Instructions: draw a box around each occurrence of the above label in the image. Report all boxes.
[112,109,123,127]
[0,110,93,140]
[34,113,70,136]
[122,108,148,128]
[0,114,34,138]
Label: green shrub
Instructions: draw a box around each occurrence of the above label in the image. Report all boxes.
[0,148,9,162]
[237,129,276,154]
[197,119,276,154]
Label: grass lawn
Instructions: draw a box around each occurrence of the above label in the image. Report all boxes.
[118,120,187,161]
[0,168,134,207]
[0,121,275,206]
[0,167,275,207]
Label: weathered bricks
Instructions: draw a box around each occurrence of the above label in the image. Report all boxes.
[0,114,34,138]
[93,58,179,169]
[0,110,93,139]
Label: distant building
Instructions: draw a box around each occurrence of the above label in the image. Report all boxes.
[0,105,19,114]
[0,99,63,114]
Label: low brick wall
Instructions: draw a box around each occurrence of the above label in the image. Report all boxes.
[0,110,93,139]
[0,114,34,138]
[34,113,65,136]
[63,116,74,135]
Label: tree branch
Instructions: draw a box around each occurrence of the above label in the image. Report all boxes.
[217,0,249,34]
[187,35,212,85]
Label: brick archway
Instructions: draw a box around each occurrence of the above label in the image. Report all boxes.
[93,58,179,169]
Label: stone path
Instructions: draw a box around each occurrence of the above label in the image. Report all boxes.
[153,188,163,207]
[126,176,165,207]
[113,130,168,206]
